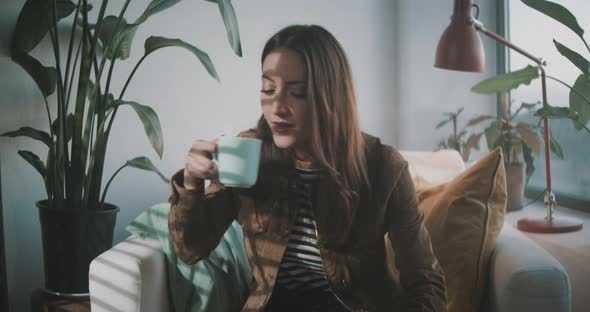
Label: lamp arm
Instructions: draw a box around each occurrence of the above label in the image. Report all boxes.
[473,21,545,67]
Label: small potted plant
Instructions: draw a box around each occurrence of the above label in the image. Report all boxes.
[467,94,564,211]
[435,107,484,162]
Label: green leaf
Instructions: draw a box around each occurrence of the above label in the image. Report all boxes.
[549,130,564,159]
[11,51,57,97]
[515,122,542,156]
[136,0,182,24]
[99,0,184,60]
[11,0,76,53]
[535,105,579,119]
[98,16,138,60]
[554,39,590,75]
[520,102,539,110]
[17,150,47,178]
[457,129,467,140]
[484,121,501,150]
[466,115,496,127]
[115,100,164,159]
[1,127,52,147]
[464,132,483,151]
[521,140,535,184]
[87,80,115,113]
[51,113,75,144]
[511,140,523,163]
[539,128,565,160]
[82,3,93,12]
[471,65,539,94]
[126,157,170,183]
[435,119,450,129]
[213,0,243,57]
[97,16,127,58]
[144,36,220,82]
[522,0,584,38]
[570,74,590,129]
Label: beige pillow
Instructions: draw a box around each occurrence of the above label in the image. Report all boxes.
[400,149,466,190]
[417,148,507,312]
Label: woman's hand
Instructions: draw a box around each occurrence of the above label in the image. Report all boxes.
[183,139,219,190]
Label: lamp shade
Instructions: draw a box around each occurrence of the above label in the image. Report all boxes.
[435,0,485,72]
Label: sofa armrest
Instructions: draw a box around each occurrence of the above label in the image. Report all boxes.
[484,224,571,312]
[89,236,170,312]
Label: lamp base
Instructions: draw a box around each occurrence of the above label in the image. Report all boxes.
[517,216,583,233]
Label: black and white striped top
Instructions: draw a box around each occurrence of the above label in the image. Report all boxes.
[275,159,330,292]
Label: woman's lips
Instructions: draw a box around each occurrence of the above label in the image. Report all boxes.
[271,122,295,134]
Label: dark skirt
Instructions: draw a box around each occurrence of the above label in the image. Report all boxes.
[264,286,350,312]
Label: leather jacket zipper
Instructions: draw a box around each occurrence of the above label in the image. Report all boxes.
[314,226,353,311]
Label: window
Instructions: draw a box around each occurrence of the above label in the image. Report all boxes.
[508,0,590,211]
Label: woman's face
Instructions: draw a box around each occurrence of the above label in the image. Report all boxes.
[261,48,310,153]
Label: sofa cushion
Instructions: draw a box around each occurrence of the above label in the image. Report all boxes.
[416,148,507,312]
[400,149,466,190]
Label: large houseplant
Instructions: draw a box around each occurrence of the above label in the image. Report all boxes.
[471,0,590,133]
[1,0,242,294]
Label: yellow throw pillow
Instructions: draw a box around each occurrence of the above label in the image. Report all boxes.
[417,148,507,312]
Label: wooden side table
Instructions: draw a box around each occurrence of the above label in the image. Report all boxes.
[30,288,90,312]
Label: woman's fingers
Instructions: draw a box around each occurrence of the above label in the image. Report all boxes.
[185,154,215,179]
[184,139,219,182]
[190,140,217,159]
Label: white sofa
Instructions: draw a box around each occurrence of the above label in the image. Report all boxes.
[89,150,571,312]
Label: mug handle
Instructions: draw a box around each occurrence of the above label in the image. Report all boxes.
[212,135,223,165]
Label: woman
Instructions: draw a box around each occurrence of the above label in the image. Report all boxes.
[168,25,447,311]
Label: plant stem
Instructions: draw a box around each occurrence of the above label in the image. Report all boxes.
[452,115,458,151]
[43,96,54,141]
[47,10,66,207]
[51,0,73,207]
[43,95,55,204]
[581,36,590,56]
[120,55,147,99]
[66,37,83,112]
[100,54,147,156]
[63,0,82,110]
[100,163,127,206]
[74,0,95,211]
[85,0,132,210]
[547,75,590,106]
[94,0,130,90]
[510,101,540,121]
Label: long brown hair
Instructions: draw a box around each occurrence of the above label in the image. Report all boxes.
[256,25,370,246]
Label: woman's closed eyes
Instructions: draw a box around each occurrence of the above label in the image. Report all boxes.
[260,89,307,99]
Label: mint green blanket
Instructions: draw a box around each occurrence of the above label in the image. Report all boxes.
[126,203,252,312]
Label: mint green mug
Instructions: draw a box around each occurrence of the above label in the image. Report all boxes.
[214,136,262,188]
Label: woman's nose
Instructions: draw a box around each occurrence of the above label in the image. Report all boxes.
[271,95,289,116]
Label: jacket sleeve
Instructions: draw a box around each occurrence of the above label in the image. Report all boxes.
[386,161,447,311]
[167,168,239,264]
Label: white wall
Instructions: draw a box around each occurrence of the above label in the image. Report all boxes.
[396,0,498,151]
[0,0,497,311]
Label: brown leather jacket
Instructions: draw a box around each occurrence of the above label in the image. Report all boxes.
[168,132,447,312]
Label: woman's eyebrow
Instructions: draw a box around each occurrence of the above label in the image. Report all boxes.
[285,80,306,85]
[262,74,306,85]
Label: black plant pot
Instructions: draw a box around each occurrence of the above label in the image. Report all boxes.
[36,200,119,294]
